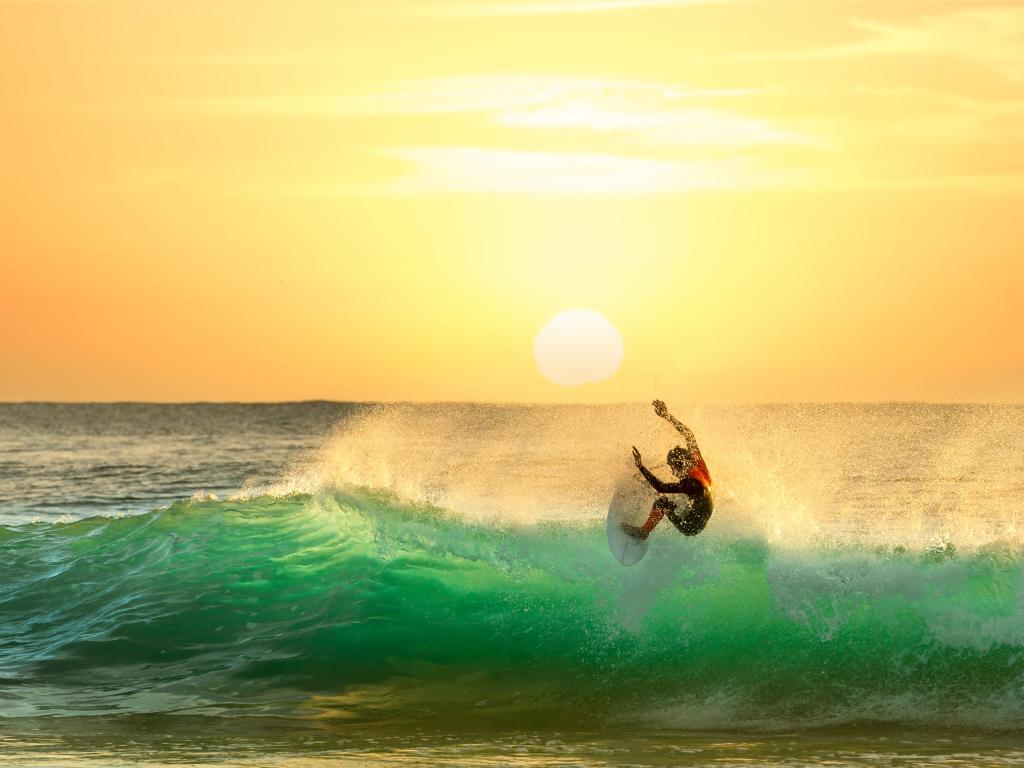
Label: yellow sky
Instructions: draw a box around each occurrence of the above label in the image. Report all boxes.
[2,0,1022,402]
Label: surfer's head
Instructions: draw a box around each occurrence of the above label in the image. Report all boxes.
[666,445,695,478]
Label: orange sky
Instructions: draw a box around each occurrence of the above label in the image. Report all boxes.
[2,0,1022,402]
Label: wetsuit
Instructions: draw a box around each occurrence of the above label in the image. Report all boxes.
[635,456,714,537]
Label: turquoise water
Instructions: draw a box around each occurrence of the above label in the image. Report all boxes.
[1,403,1023,764]
[3,488,1024,730]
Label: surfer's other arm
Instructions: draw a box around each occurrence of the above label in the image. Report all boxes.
[652,399,700,454]
[631,447,703,498]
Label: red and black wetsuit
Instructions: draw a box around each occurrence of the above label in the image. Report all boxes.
[637,456,714,537]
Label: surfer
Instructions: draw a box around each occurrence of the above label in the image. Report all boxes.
[622,400,713,540]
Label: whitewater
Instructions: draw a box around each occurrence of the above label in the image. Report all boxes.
[1,402,1023,765]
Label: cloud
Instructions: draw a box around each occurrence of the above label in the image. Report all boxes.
[169,74,817,150]
[158,74,821,195]
[406,0,978,17]
[364,146,797,195]
[227,146,801,197]
[175,75,756,117]
[862,9,1024,82]
[497,101,820,148]
[408,0,733,17]
[734,7,1024,82]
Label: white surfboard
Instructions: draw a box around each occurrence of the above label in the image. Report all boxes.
[606,465,657,566]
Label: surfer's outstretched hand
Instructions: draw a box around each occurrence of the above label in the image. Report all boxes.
[631,446,643,468]
[652,399,669,418]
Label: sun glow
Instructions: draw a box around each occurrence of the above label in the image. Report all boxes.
[534,310,624,387]
[2,1,1022,401]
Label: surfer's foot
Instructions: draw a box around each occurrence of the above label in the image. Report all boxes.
[620,522,649,541]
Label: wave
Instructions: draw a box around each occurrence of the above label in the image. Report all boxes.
[1,489,1023,731]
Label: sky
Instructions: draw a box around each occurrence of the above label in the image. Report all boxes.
[2,0,1022,403]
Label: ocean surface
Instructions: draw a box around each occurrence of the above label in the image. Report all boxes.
[1,402,1023,766]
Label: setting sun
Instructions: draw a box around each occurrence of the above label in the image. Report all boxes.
[534,309,624,386]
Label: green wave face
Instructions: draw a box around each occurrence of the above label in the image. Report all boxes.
[2,490,1023,731]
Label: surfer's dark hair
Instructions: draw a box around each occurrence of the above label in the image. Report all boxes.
[667,446,692,466]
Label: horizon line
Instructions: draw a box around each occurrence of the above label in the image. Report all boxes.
[1,399,1021,407]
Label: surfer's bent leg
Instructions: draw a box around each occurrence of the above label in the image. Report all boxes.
[622,497,676,540]
[666,493,713,536]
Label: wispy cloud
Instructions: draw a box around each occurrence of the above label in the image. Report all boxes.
[731,7,1024,82]
[859,9,1024,82]
[309,146,800,196]
[159,73,821,195]
[497,102,819,148]
[384,147,1024,196]
[406,0,977,18]
[168,74,817,150]
[413,0,730,16]
[174,75,757,117]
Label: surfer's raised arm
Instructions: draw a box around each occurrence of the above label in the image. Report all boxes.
[652,399,700,455]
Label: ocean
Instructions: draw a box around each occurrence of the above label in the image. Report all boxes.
[1,402,1023,766]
